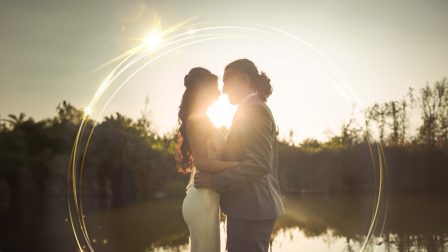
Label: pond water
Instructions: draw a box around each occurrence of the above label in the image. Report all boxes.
[1,193,447,251]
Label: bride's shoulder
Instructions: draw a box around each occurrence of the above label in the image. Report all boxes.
[186,115,213,134]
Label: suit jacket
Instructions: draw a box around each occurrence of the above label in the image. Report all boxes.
[211,95,285,220]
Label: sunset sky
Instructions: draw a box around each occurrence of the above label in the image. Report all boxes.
[1,0,447,142]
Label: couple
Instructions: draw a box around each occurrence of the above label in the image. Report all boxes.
[177,58,285,252]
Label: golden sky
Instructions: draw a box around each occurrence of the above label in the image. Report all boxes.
[1,0,447,142]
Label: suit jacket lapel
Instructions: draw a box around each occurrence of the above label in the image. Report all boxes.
[225,95,260,152]
[228,95,257,137]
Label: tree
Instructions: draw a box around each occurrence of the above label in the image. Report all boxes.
[56,100,84,124]
[435,78,448,147]
[387,101,400,145]
[368,103,388,143]
[418,78,448,148]
[398,87,416,145]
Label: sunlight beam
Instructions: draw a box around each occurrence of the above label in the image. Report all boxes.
[207,95,237,128]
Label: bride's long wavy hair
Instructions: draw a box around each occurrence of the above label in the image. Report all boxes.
[176,67,218,173]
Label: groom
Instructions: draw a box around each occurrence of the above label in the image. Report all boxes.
[194,59,285,252]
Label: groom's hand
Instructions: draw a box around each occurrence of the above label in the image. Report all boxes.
[194,171,213,189]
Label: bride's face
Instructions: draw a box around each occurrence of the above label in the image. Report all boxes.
[196,80,220,109]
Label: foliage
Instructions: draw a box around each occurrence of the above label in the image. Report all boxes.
[0,78,447,209]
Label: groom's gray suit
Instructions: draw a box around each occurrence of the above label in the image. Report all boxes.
[211,94,285,252]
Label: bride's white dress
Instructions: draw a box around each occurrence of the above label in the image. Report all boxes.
[182,127,226,252]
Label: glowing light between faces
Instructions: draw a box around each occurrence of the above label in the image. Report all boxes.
[207,95,237,128]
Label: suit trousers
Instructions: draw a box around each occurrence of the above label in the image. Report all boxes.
[226,216,276,252]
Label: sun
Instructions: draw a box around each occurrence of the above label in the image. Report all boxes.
[144,31,163,50]
[207,95,237,128]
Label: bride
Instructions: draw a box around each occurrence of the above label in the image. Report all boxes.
[176,67,238,252]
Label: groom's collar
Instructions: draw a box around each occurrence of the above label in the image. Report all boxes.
[230,93,260,130]
[239,92,258,107]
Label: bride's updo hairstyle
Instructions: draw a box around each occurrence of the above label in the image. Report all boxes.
[176,67,218,173]
[225,58,273,102]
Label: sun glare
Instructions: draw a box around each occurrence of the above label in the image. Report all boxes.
[144,31,163,50]
[83,106,92,116]
[207,95,237,128]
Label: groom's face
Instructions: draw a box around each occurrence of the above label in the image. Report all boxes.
[223,69,246,105]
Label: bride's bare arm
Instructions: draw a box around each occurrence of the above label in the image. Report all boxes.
[186,118,238,173]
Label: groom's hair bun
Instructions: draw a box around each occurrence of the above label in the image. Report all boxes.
[225,58,273,102]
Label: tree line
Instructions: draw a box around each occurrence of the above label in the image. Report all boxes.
[0,78,447,209]
[280,77,448,193]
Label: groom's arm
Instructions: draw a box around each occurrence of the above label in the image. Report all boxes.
[211,104,273,192]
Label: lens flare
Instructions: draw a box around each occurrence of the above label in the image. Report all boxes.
[68,19,388,252]
[83,106,92,116]
[144,31,163,50]
[208,95,237,128]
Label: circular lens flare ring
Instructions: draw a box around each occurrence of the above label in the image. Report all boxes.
[67,20,388,252]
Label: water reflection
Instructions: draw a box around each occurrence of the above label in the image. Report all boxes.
[1,194,447,251]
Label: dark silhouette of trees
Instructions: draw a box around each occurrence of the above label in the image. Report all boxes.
[418,78,448,147]
[363,88,416,146]
[278,77,448,194]
[1,77,448,211]
[0,100,181,212]
[419,83,439,147]
[368,102,389,143]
